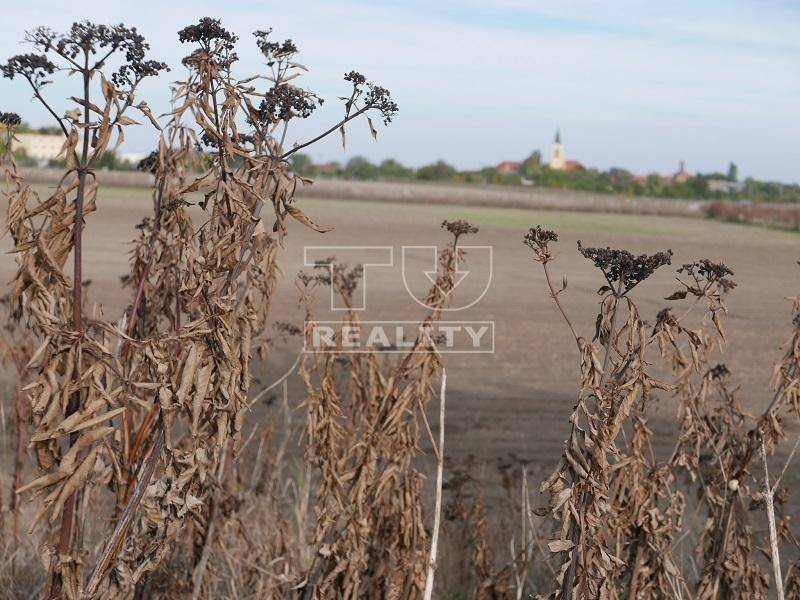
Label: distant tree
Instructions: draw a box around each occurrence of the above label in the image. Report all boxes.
[607,167,633,185]
[456,170,485,184]
[645,173,665,196]
[95,151,118,170]
[116,157,137,171]
[10,121,63,136]
[534,166,571,189]
[477,167,502,184]
[688,175,709,197]
[416,160,457,181]
[727,162,738,182]
[289,152,315,177]
[14,147,38,167]
[520,150,542,178]
[343,155,378,180]
[377,158,414,179]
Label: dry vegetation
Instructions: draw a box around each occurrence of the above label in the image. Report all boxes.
[0,16,799,600]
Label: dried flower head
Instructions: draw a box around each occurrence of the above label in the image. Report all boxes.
[678,259,736,294]
[364,83,397,124]
[344,70,367,85]
[314,258,364,302]
[30,23,162,72]
[654,307,678,328]
[1,53,56,88]
[524,225,559,262]
[178,17,238,47]
[179,17,238,68]
[15,24,166,91]
[577,241,673,292]
[113,58,168,89]
[136,150,159,173]
[442,219,479,245]
[344,70,398,124]
[256,85,320,125]
[274,321,302,337]
[253,29,297,64]
[0,112,21,127]
[710,363,730,380]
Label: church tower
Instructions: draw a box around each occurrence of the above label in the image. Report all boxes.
[549,128,565,170]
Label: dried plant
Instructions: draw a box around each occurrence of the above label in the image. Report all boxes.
[294,221,473,599]
[525,226,800,600]
[3,16,800,600]
[3,17,396,599]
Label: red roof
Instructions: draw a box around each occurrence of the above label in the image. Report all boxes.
[496,160,522,173]
[564,160,585,171]
[315,162,339,174]
[673,160,690,183]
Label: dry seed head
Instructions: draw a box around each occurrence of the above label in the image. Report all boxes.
[178,17,238,47]
[179,17,238,68]
[441,219,478,247]
[577,241,672,291]
[256,85,320,125]
[345,70,398,124]
[523,225,558,262]
[710,363,730,379]
[253,29,297,62]
[1,53,56,88]
[0,111,21,126]
[679,258,737,293]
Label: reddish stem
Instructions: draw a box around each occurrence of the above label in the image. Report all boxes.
[12,390,25,544]
[57,53,91,566]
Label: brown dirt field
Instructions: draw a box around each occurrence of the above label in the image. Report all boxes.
[2,184,799,490]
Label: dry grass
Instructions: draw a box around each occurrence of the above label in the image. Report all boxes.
[1,16,800,600]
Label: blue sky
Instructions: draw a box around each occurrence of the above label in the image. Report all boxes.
[1,0,798,182]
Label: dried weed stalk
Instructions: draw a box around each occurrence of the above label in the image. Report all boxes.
[3,17,396,599]
[296,220,473,599]
[526,226,800,600]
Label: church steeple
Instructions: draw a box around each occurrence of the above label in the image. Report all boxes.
[549,127,565,169]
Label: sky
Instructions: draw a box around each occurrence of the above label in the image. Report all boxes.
[1,0,798,182]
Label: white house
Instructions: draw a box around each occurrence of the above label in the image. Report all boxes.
[16,133,64,164]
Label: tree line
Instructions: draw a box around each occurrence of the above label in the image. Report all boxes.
[291,151,800,203]
[3,122,797,203]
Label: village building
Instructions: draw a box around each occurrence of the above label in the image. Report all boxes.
[673,160,690,183]
[548,129,585,171]
[16,133,64,165]
[315,161,340,176]
[708,179,745,193]
[633,161,700,186]
[495,160,522,173]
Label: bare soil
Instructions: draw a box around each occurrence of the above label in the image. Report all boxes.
[2,185,798,488]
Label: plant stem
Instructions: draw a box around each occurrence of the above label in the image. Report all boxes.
[11,390,24,549]
[281,105,371,160]
[57,51,92,565]
[542,260,579,346]
[423,369,446,600]
[761,441,785,600]
[82,426,165,599]
[562,279,624,600]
